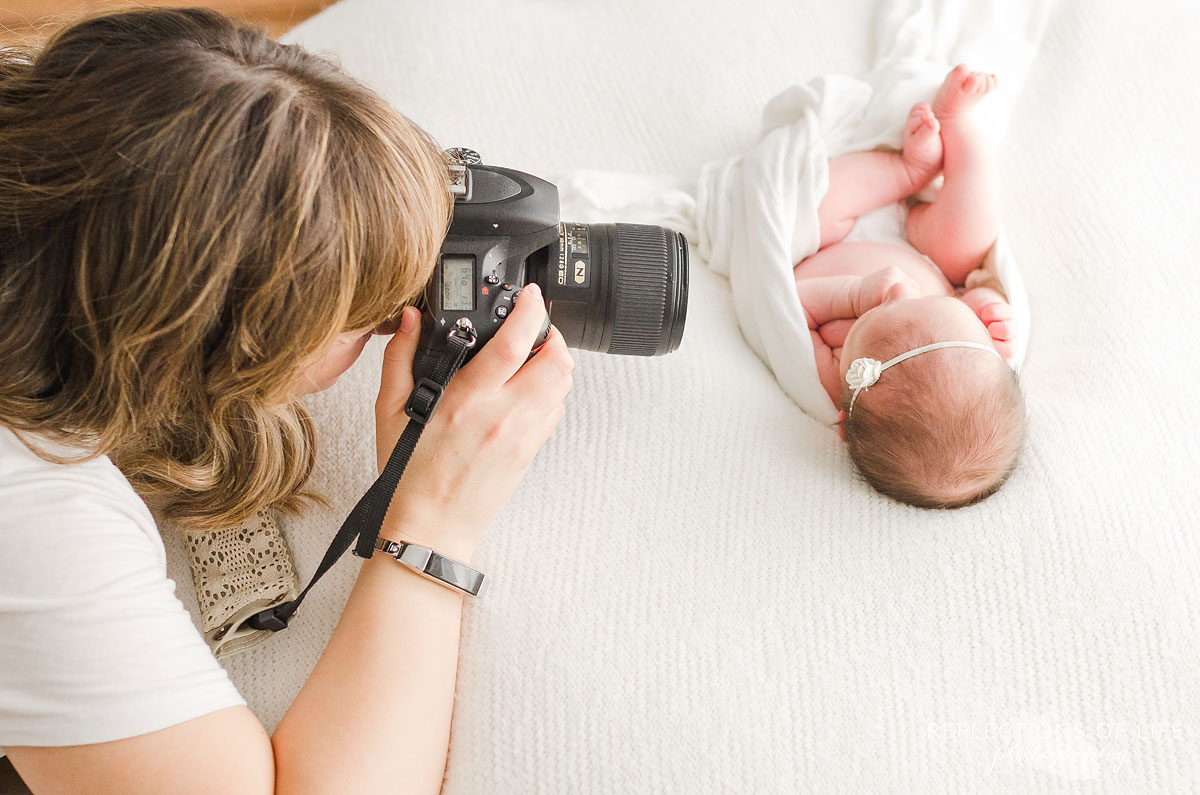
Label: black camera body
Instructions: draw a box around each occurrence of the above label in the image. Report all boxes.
[413,150,689,383]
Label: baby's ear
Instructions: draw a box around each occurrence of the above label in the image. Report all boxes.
[836,410,847,440]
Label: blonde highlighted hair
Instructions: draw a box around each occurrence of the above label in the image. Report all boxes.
[0,8,452,530]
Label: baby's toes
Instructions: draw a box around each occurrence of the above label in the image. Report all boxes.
[933,65,997,118]
[963,72,986,96]
[991,339,1014,361]
[905,103,938,136]
[901,103,943,186]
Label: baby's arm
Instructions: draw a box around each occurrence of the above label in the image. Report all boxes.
[795,266,922,327]
[795,267,922,404]
[796,275,860,403]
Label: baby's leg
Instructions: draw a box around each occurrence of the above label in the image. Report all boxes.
[905,66,1000,285]
[816,103,943,249]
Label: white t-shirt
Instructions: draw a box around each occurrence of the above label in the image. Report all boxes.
[0,425,246,754]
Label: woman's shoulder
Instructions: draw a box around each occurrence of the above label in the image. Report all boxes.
[0,425,164,583]
[0,426,245,750]
[2,423,123,478]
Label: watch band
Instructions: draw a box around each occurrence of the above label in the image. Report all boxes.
[373,537,488,598]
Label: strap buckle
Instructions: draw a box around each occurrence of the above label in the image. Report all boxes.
[404,319,477,424]
[245,605,292,632]
[404,377,445,424]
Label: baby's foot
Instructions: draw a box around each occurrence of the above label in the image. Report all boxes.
[900,102,943,191]
[931,65,997,121]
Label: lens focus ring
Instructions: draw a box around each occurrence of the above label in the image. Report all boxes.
[608,224,670,356]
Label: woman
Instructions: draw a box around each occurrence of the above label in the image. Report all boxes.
[0,8,573,793]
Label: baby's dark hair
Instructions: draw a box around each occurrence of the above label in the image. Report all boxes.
[840,335,1026,508]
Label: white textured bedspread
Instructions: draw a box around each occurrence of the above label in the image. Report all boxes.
[161,0,1200,791]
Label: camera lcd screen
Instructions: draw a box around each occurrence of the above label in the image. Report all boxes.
[441,256,475,312]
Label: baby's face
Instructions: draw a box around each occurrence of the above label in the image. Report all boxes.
[840,295,994,378]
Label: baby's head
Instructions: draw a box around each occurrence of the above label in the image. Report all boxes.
[838,296,1025,508]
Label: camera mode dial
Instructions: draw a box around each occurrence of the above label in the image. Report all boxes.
[445,147,482,165]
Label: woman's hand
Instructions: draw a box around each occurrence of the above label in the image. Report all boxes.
[373,283,573,559]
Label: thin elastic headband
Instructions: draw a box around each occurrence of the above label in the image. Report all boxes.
[845,341,1002,416]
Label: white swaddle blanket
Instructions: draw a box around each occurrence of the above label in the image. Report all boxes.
[559,0,1049,423]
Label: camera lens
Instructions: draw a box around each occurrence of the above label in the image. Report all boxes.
[539,223,689,356]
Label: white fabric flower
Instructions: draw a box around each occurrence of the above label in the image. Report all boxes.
[845,357,882,389]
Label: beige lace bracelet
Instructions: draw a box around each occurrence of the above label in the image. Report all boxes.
[185,509,299,659]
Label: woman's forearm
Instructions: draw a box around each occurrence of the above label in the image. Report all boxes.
[267,285,570,792]
[270,534,476,794]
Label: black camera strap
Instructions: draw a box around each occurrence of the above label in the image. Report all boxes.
[246,325,476,633]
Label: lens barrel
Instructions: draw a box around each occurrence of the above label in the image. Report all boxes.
[540,222,688,356]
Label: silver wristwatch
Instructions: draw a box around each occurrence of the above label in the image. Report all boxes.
[372,537,488,598]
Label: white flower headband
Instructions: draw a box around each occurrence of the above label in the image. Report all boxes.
[845,341,1002,416]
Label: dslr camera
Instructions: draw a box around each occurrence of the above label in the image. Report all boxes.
[411,149,689,386]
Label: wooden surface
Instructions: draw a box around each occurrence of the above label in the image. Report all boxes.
[0,1,333,46]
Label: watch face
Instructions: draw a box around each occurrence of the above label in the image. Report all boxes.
[427,554,485,596]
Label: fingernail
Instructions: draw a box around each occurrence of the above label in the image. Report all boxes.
[400,308,417,334]
[525,283,541,299]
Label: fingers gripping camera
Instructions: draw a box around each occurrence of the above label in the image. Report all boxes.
[411,149,690,384]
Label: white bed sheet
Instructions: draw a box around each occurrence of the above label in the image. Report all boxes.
[161,0,1200,791]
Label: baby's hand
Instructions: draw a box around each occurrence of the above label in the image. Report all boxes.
[959,286,1015,360]
[855,266,921,315]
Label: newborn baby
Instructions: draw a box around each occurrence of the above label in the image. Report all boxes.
[793,65,1025,508]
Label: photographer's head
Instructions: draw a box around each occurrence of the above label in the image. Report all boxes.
[0,8,451,530]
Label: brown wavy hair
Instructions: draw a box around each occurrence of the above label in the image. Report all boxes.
[0,8,452,531]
